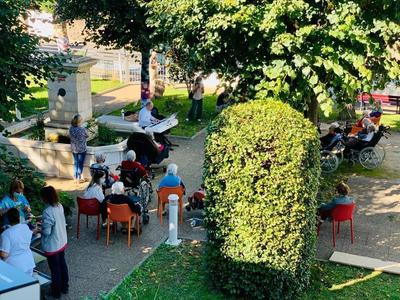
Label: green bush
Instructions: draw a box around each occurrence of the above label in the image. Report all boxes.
[204,100,320,299]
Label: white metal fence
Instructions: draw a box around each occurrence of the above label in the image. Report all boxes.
[40,45,166,84]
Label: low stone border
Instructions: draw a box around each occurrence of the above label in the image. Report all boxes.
[167,127,207,140]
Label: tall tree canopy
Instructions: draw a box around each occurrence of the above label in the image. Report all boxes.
[147,0,400,122]
[0,0,60,127]
[56,0,153,83]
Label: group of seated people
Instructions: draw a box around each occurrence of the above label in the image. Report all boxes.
[84,148,187,230]
[320,103,382,151]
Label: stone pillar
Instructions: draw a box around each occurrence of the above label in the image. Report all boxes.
[45,57,97,139]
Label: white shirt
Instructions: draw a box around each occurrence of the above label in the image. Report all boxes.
[0,224,35,276]
[363,132,374,142]
[139,107,155,128]
[84,184,105,203]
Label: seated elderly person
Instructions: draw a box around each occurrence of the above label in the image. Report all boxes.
[320,124,340,149]
[159,163,185,190]
[0,208,35,276]
[103,182,142,231]
[121,150,148,178]
[318,183,354,221]
[83,172,106,225]
[139,101,160,128]
[355,110,373,128]
[346,124,376,148]
[91,153,118,188]
[370,100,383,118]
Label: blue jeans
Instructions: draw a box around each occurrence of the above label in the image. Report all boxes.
[73,152,86,179]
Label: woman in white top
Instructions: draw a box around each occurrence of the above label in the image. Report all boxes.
[84,172,105,203]
[187,76,204,121]
[84,172,106,225]
[0,208,35,276]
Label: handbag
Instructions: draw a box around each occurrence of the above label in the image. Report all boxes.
[188,91,194,100]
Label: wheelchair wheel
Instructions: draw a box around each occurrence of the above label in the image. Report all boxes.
[332,142,345,163]
[374,144,386,161]
[359,147,382,170]
[321,150,339,173]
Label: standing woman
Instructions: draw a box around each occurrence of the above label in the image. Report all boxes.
[187,76,204,121]
[40,186,69,299]
[69,114,88,183]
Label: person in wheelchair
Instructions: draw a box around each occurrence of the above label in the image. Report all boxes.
[320,124,341,150]
[126,132,170,169]
[90,153,118,188]
[345,124,376,149]
[120,150,149,190]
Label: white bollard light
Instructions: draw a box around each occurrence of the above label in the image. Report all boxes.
[165,194,181,246]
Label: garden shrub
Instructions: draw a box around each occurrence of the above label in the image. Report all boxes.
[204,100,320,299]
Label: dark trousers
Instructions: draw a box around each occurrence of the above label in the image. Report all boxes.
[188,99,203,120]
[73,151,86,179]
[47,250,69,298]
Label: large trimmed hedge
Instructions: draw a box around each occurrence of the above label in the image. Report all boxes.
[204,100,320,299]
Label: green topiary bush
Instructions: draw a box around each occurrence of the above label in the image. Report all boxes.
[204,100,320,299]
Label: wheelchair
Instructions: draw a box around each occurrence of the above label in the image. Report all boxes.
[116,166,153,225]
[320,125,389,173]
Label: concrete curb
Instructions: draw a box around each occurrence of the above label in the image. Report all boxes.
[168,127,207,141]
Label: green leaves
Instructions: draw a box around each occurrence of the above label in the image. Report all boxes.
[204,100,320,299]
[147,0,400,120]
[0,0,61,125]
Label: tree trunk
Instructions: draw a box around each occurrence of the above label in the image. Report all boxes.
[141,50,150,84]
[307,97,319,125]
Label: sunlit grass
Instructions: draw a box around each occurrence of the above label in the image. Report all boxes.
[19,79,124,118]
[106,241,400,300]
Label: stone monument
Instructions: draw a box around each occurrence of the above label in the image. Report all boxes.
[45,56,97,140]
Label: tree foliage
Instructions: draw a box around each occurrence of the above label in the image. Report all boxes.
[0,0,60,127]
[204,100,320,298]
[56,0,153,82]
[147,0,400,121]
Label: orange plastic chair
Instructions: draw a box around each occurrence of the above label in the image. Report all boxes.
[106,203,140,247]
[350,116,381,135]
[76,197,101,240]
[157,186,185,225]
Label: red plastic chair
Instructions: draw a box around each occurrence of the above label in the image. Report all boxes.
[318,203,355,247]
[76,197,101,240]
[106,203,140,248]
[157,186,185,225]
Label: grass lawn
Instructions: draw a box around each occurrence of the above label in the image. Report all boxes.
[106,242,400,300]
[110,87,218,137]
[19,79,124,118]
